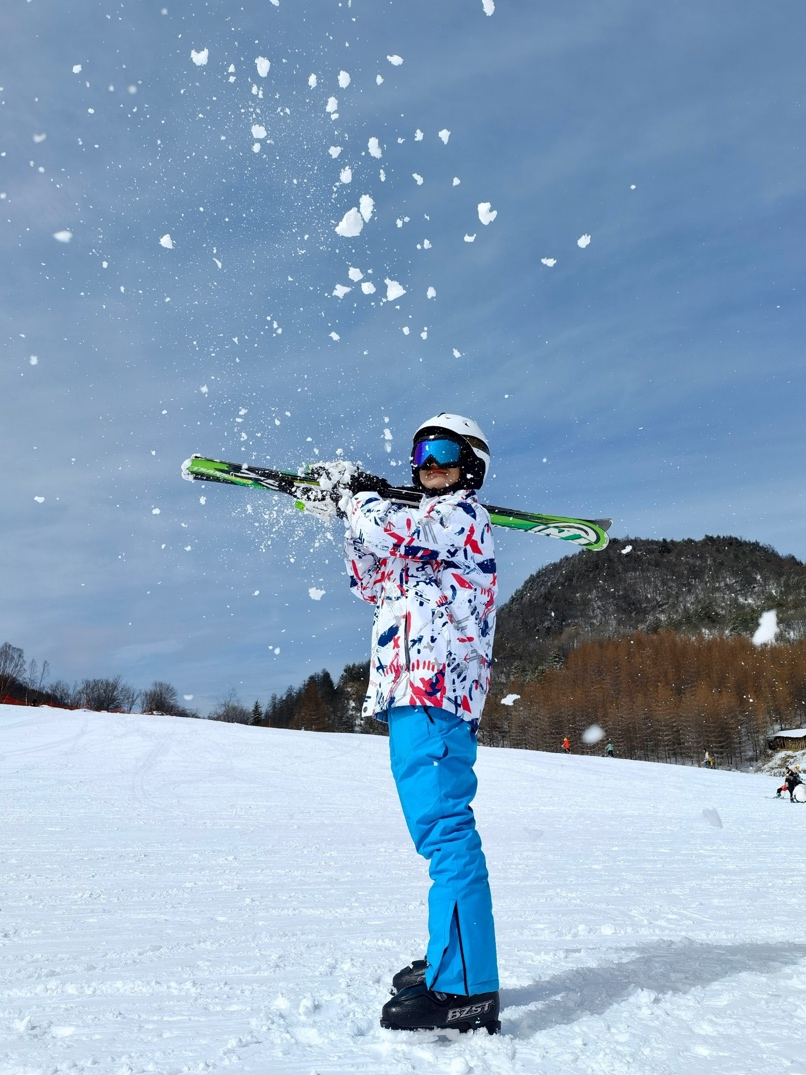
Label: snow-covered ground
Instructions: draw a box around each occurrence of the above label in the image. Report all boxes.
[2,706,805,1075]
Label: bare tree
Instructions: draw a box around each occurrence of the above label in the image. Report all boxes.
[209,689,254,724]
[141,681,180,715]
[76,676,139,713]
[0,642,26,697]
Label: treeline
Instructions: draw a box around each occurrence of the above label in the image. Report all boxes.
[480,631,806,767]
[0,641,199,718]
[256,663,387,737]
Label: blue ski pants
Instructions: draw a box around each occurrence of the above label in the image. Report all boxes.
[386,704,499,995]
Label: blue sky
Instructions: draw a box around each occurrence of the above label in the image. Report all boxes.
[2,0,804,712]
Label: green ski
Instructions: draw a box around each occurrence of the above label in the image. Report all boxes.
[182,455,611,551]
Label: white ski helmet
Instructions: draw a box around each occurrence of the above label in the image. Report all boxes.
[411,413,490,489]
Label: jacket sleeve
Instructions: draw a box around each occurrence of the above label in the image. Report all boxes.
[347,490,490,565]
[343,526,385,605]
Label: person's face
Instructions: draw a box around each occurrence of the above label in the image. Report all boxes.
[419,462,461,490]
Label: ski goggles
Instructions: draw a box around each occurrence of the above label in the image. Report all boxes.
[412,437,463,469]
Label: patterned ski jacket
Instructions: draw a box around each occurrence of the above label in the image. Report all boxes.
[344,488,497,726]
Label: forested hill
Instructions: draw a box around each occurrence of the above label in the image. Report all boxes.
[492,535,806,683]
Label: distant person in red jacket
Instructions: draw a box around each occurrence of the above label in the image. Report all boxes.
[562,737,570,754]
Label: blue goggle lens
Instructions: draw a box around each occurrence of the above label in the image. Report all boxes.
[413,437,463,468]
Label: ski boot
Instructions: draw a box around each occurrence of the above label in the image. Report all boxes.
[381,983,500,1034]
[391,959,428,994]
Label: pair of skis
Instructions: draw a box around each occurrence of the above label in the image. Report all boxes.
[182,455,611,550]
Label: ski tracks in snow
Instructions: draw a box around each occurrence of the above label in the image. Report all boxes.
[1,707,806,1074]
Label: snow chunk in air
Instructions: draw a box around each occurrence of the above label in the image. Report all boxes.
[329,145,342,158]
[309,74,318,88]
[478,202,497,225]
[338,71,351,88]
[482,0,495,13]
[501,694,520,707]
[385,279,406,301]
[159,234,174,249]
[191,49,209,66]
[255,57,271,78]
[577,234,592,248]
[332,284,352,298]
[308,587,326,601]
[368,137,383,159]
[438,129,450,144]
[335,208,364,237]
[348,267,363,281]
[252,124,267,139]
[582,724,605,745]
[361,281,376,295]
[427,286,436,299]
[753,610,778,646]
[541,257,557,267]
[464,234,476,243]
[387,54,404,66]
[53,230,73,243]
[359,195,374,222]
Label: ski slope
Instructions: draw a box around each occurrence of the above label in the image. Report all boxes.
[2,705,805,1075]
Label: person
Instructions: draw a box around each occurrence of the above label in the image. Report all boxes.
[703,750,715,769]
[776,765,802,802]
[343,413,500,1034]
[562,736,571,753]
[604,740,614,758]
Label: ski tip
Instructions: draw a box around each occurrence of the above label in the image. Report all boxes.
[181,457,196,481]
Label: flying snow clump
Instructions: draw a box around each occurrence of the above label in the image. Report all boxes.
[753,610,778,646]
[541,257,557,267]
[438,129,450,144]
[251,125,267,139]
[255,57,271,77]
[190,49,209,66]
[361,281,376,294]
[582,724,605,745]
[359,195,374,222]
[338,71,351,88]
[482,0,495,13]
[368,137,383,159]
[159,234,174,249]
[348,267,363,281]
[577,234,592,248]
[385,279,406,301]
[427,286,436,299]
[335,209,364,237]
[332,284,351,298]
[478,202,497,225]
[387,55,404,66]
[308,587,326,601]
[53,230,73,243]
[464,234,476,243]
[500,694,520,707]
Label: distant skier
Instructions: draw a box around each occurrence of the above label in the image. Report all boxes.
[776,765,802,802]
[703,750,715,769]
[604,740,614,758]
[344,413,500,1034]
[562,736,571,753]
